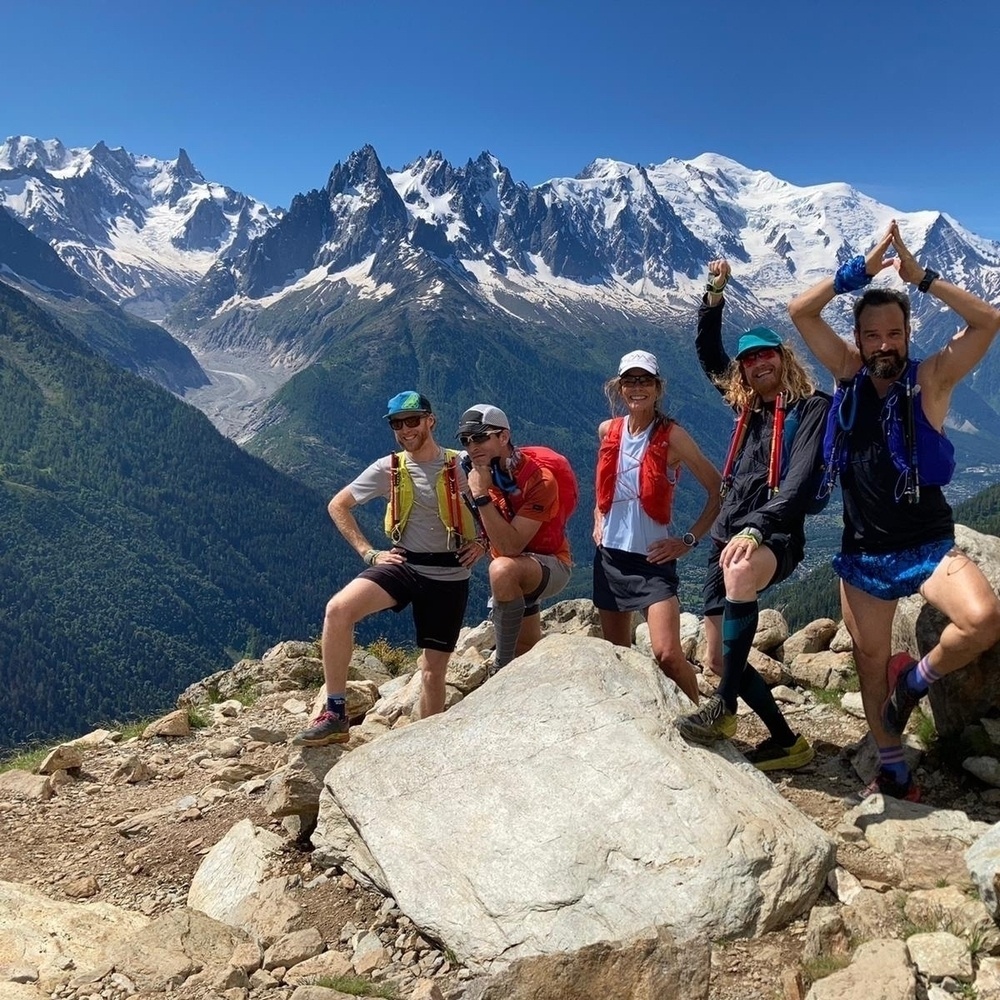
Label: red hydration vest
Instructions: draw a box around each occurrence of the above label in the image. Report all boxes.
[595,417,677,525]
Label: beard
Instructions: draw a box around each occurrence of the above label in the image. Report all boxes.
[865,349,907,380]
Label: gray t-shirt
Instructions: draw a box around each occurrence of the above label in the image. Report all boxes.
[348,450,470,582]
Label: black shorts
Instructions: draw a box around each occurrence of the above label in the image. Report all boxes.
[359,563,469,652]
[702,533,801,617]
[592,545,679,613]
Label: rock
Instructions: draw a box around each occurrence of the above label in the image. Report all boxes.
[844,796,988,891]
[231,876,306,947]
[352,930,386,974]
[111,755,156,783]
[748,646,787,686]
[964,756,1000,787]
[904,886,995,942]
[444,652,489,694]
[788,651,854,691]
[0,881,147,989]
[539,598,603,638]
[108,908,250,994]
[783,619,838,663]
[263,927,325,970]
[826,867,863,905]
[467,926,710,1000]
[284,949,353,984]
[829,623,853,653]
[804,938,913,999]
[262,746,344,820]
[313,636,834,970]
[63,728,117,748]
[892,525,1000,737]
[0,771,52,802]
[63,876,100,899]
[841,889,907,944]
[456,619,496,655]
[906,931,973,981]
[753,608,789,653]
[36,745,83,774]
[966,822,1000,920]
[802,907,849,963]
[187,819,286,926]
[142,709,191,739]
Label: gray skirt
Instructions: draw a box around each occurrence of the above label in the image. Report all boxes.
[592,545,679,613]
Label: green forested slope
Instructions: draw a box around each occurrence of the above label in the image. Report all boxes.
[0,282,360,749]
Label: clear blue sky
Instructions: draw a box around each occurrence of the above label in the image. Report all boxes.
[6,1,1000,238]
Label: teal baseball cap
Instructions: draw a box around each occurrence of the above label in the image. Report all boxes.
[735,327,783,359]
[384,390,432,419]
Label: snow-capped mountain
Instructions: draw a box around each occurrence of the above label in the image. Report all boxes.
[173,145,1000,360]
[0,136,281,319]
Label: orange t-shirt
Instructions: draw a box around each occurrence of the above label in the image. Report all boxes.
[487,458,570,563]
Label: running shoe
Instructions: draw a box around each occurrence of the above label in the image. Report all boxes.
[881,653,921,738]
[293,710,350,746]
[745,735,815,772]
[846,768,922,806]
[676,695,737,745]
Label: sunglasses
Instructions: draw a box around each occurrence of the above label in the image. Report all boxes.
[740,347,779,365]
[388,414,426,430]
[620,375,658,387]
[458,429,503,446]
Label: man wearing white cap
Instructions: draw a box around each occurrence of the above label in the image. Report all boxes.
[457,404,575,673]
[676,260,828,771]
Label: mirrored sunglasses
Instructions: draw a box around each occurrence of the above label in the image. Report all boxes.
[740,347,779,365]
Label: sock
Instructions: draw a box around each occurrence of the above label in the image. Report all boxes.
[717,599,758,713]
[738,666,796,746]
[878,745,909,783]
[909,655,939,695]
[326,694,347,719]
[493,596,526,669]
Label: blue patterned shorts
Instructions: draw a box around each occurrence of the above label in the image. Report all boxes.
[833,537,955,601]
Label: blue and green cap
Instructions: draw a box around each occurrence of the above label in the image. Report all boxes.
[384,390,432,419]
[735,327,783,360]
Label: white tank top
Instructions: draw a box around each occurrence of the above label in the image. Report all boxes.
[601,421,676,555]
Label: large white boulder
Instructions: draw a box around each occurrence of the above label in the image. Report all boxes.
[312,635,835,970]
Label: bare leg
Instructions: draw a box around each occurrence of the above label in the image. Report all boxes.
[322,577,397,697]
[840,580,898,748]
[419,648,451,718]
[646,597,699,704]
[917,548,1000,674]
[599,609,635,648]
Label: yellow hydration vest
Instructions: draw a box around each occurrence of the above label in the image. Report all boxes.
[384,449,476,549]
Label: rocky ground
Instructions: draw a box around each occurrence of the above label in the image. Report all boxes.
[2,627,999,1000]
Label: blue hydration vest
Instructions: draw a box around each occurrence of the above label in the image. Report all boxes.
[821,359,955,503]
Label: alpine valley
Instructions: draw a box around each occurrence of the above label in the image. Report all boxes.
[3,135,1000,746]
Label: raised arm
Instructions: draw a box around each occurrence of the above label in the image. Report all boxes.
[788,225,897,380]
[891,227,1000,393]
[696,259,732,389]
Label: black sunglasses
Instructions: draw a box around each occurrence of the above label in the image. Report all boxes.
[388,414,426,430]
[458,429,503,446]
[619,375,658,387]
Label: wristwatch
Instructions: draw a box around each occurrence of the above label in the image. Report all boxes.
[917,268,940,293]
[471,494,493,507]
[682,532,698,548]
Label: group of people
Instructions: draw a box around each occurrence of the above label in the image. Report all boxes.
[295,222,1000,803]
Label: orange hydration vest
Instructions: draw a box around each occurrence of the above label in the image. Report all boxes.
[595,417,677,525]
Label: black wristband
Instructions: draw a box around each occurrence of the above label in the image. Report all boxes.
[918,268,940,293]
[471,494,492,507]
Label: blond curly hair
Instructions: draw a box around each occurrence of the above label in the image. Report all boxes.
[714,346,817,410]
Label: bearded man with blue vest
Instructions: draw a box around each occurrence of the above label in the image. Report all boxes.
[295,391,483,746]
[676,259,829,772]
[789,221,1000,802]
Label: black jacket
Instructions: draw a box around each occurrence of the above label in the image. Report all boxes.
[696,298,830,550]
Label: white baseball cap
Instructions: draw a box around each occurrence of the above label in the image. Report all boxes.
[618,350,660,376]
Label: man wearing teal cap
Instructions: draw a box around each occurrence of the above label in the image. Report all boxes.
[676,260,829,772]
[294,390,483,746]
